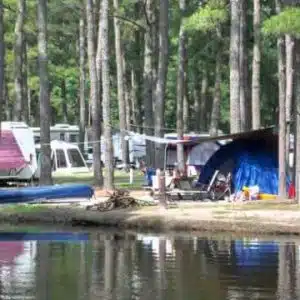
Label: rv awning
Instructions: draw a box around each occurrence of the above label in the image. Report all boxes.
[0,130,26,170]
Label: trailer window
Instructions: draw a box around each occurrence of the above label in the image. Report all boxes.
[56,149,67,168]
[70,134,78,143]
[67,149,85,168]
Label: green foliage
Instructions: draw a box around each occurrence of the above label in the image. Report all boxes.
[184,0,228,32]
[262,7,300,38]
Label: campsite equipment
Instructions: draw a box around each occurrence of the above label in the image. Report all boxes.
[0,122,37,185]
[34,140,90,179]
[0,183,94,204]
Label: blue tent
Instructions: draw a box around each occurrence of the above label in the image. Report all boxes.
[198,135,290,195]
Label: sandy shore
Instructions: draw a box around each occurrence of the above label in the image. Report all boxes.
[1,200,300,234]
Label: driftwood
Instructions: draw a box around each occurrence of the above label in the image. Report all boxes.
[86,189,155,212]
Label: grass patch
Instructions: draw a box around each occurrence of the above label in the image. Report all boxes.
[0,204,47,213]
[53,170,145,188]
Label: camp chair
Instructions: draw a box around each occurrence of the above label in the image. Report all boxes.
[166,172,220,201]
[209,172,232,201]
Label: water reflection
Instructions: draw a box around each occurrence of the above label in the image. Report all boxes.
[0,230,299,299]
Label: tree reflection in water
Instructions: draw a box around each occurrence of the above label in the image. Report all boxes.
[1,231,300,300]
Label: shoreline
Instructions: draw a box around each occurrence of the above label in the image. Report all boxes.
[1,201,300,235]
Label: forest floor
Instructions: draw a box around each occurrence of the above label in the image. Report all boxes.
[1,198,300,235]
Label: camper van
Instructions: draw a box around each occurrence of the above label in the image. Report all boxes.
[0,122,37,184]
[34,140,90,178]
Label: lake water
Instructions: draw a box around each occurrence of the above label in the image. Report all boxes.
[0,227,299,300]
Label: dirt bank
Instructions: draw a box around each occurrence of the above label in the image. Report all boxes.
[1,200,300,234]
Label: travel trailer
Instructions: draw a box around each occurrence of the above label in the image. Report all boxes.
[32,124,81,144]
[0,122,37,185]
[34,140,90,178]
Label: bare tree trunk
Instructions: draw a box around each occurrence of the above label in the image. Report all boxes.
[176,0,187,172]
[193,69,201,132]
[210,50,221,136]
[86,0,103,186]
[113,0,129,169]
[285,34,294,164]
[101,0,114,189]
[38,0,52,185]
[22,39,29,123]
[239,0,248,132]
[200,68,208,131]
[229,0,241,133]
[143,0,155,167]
[61,79,68,122]
[154,0,169,168]
[0,0,4,125]
[79,13,86,154]
[130,68,138,130]
[276,0,286,198]
[14,0,26,121]
[252,0,261,130]
[294,39,300,203]
[183,90,189,133]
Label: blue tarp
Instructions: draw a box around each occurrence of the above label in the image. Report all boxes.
[198,138,290,194]
[0,184,94,204]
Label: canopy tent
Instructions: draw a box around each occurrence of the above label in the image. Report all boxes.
[198,129,290,195]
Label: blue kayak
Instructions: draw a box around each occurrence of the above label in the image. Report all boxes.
[0,184,94,204]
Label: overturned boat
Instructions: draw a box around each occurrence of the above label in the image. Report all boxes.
[0,183,94,204]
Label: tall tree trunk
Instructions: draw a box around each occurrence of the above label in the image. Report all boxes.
[37,0,52,185]
[200,68,208,131]
[143,0,155,167]
[79,13,86,154]
[86,0,103,186]
[0,0,4,125]
[276,0,286,198]
[151,5,158,113]
[133,2,143,133]
[285,34,294,165]
[176,0,187,172]
[113,0,129,169]
[294,39,300,203]
[130,69,138,131]
[229,0,241,133]
[101,0,114,189]
[193,69,201,132]
[154,0,169,168]
[22,40,29,123]
[183,88,189,132]
[61,79,68,122]
[252,0,261,130]
[209,50,221,136]
[14,0,26,121]
[239,0,248,132]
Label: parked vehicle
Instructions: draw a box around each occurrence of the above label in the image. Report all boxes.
[0,122,37,185]
[34,140,90,179]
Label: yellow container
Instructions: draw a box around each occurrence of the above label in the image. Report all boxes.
[258,193,276,200]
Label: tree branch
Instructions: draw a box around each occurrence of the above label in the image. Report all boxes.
[109,14,147,31]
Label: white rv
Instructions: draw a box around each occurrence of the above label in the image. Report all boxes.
[0,122,37,184]
[34,140,90,178]
[32,124,81,144]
